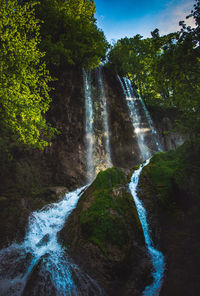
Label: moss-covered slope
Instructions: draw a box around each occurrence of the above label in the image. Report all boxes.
[137,140,200,296]
[59,167,152,296]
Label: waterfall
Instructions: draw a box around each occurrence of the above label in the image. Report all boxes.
[118,75,165,295]
[83,68,112,180]
[96,67,112,168]
[129,160,165,296]
[0,70,165,296]
[118,75,162,160]
[83,69,95,182]
[0,187,103,296]
[125,78,162,152]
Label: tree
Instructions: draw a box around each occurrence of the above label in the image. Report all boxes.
[0,0,57,149]
[107,0,200,138]
[34,0,109,68]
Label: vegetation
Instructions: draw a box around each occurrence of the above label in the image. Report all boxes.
[137,138,200,296]
[79,167,143,252]
[0,0,57,149]
[140,139,200,209]
[107,0,200,138]
[33,0,109,68]
[0,0,108,151]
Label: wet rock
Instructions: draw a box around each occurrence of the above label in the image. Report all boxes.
[59,167,152,295]
[148,105,185,151]
[137,141,200,296]
[22,255,57,296]
[36,234,50,247]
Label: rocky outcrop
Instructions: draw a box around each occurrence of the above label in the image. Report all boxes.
[137,141,200,296]
[59,167,152,296]
[0,186,68,249]
[0,65,86,247]
[0,66,186,250]
[103,68,142,168]
[148,106,185,151]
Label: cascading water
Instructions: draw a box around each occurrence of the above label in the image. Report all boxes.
[129,160,165,296]
[83,67,112,179]
[125,78,162,152]
[0,187,103,296]
[96,67,112,168]
[118,75,162,160]
[0,69,112,294]
[0,70,165,296]
[118,74,165,295]
[83,69,95,182]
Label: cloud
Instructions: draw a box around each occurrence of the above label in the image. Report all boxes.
[95,0,196,42]
[157,0,196,35]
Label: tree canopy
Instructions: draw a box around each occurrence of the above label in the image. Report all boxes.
[107,0,200,138]
[34,0,109,68]
[0,0,108,151]
[0,0,57,149]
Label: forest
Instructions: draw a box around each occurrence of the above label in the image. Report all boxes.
[0,0,199,153]
[0,1,200,296]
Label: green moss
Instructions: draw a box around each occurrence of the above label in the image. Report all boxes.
[79,167,137,253]
[80,189,129,251]
[141,140,200,208]
[92,167,127,191]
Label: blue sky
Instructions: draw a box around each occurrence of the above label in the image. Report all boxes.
[94,0,195,42]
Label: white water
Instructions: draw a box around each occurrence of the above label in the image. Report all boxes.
[96,67,112,167]
[118,76,162,160]
[118,75,165,295]
[83,67,112,180]
[0,187,103,296]
[0,72,165,296]
[83,69,95,183]
[125,78,162,152]
[129,160,165,296]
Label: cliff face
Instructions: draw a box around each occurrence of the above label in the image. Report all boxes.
[103,68,142,168]
[0,66,87,247]
[137,141,200,296]
[0,66,184,248]
[148,106,185,151]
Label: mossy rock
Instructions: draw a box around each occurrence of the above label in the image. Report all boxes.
[59,167,151,295]
[91,167,127,191]
[140,140,200,209]
[61,167,144,253]
[137,140,200,296]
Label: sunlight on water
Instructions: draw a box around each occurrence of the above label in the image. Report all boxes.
[83,69,95,183]
[118,75,162,159]
[96,67,112,168]
[119,74,165,295]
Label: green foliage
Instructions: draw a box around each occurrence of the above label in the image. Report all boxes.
[35,0,109,68]
[141,139,200,208]
[92,167,127,190]
[107,1,200,138]
[79,167,141,252]
[0,0,57,148]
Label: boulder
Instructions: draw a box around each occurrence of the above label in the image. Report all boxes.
[59,167,152,295]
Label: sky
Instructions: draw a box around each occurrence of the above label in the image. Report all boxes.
[94,0,196,42]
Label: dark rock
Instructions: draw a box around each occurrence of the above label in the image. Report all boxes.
[22,255,57,296]
[137,141,200,296]
[59,167,152,295]
[103,68,142,168]
[36,234,50,247]
[148,105,185,151]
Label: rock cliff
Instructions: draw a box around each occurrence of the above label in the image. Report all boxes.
[137,141,200,296]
